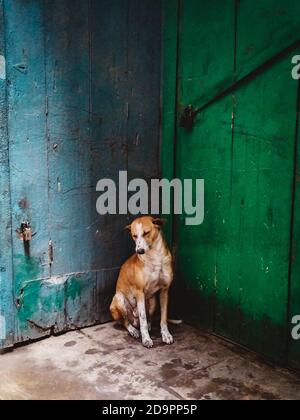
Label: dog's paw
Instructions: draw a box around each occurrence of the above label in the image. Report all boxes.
[161,330,174,345]
[142,336,154,348]
[128,325,140,339]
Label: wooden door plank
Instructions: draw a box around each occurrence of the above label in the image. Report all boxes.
[126,0,162,182]
[89,0,131,270]
[175,96,233,330]
[173,0,235,329]
[4,0,50,341]
[217,53,297,362]
[0,0,14,349]
[45,0,92,276]
[288,82,300,370]
[161,0,179,246]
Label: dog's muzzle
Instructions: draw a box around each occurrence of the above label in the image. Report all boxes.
[137,248,145,255]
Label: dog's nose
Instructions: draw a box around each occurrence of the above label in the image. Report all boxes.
[137,248,145,255]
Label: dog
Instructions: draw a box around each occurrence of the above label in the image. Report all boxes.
[110,216,174,348]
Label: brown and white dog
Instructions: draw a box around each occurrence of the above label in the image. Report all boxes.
[110,216,174,348]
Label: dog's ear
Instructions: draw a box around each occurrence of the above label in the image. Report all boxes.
[152,217,167,227]
[125,224,131,232]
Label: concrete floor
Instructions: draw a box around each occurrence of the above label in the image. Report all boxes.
[0,322,300,400]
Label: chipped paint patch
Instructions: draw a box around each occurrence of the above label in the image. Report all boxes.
[45,275,68,285]
[0,316,6,340]
[0,55,5,79]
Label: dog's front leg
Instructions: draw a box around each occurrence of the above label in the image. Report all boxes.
[137,291,153,348]
[160,287,174,344]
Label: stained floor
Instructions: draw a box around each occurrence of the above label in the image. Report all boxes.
[0,322,300,400]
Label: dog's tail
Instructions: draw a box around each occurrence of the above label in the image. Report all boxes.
[168,319,183,325]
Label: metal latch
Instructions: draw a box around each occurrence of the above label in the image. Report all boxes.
[180,105,201,131]
[18,221,32,242]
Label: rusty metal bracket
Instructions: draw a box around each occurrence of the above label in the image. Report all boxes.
[17,221,32,242]
[180,105,201,131]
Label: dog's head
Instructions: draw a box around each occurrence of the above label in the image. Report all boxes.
[126,216,166,255]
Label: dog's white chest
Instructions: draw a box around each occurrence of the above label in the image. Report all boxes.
[144,257,165,297]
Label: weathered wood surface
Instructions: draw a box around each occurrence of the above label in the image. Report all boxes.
[1,0,162,347]
[163,0,300,367]
[288,83,300,370]
[0,0,14,349]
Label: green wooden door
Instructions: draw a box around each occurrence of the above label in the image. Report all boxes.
[163,0,300,367]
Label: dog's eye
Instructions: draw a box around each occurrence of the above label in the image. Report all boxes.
[143,231,150,237]
[133,234,137,239]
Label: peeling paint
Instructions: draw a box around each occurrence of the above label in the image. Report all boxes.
[45,275,68,285]
[57,178,61,192]
[0,55,5,79]
[0,316,6,340]
[13,62,27,74]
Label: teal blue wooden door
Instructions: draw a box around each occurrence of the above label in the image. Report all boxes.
[0,0,162,348]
